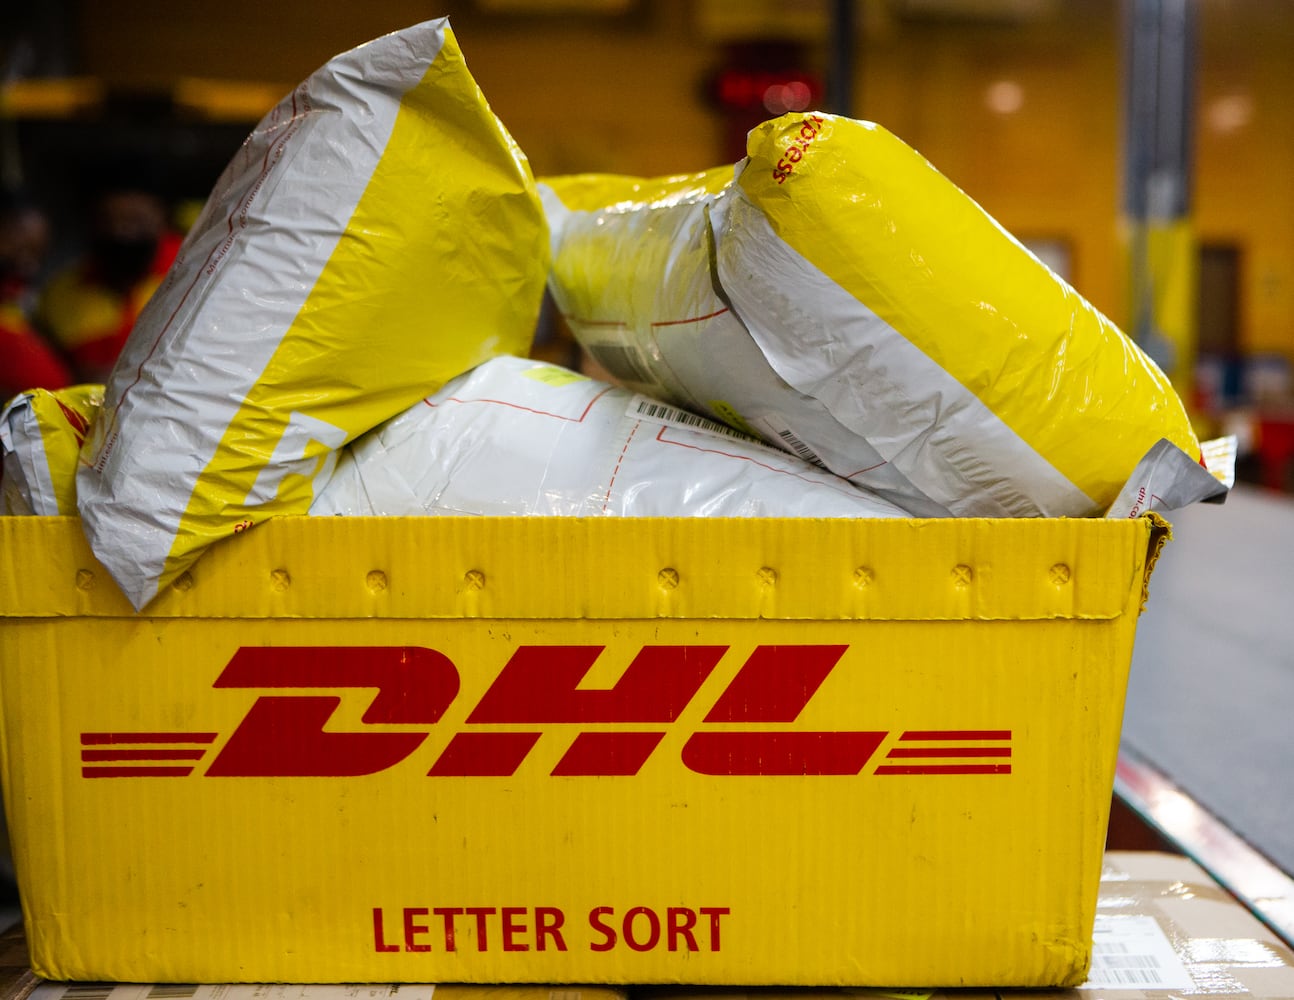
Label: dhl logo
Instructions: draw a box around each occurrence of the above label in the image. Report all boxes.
[79,645,1012,779]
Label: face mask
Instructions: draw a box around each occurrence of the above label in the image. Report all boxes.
[93,235,159,291]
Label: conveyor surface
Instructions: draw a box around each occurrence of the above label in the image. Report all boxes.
[1122,484,1294,876]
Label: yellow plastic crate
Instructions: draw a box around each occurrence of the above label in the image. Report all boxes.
[0,514,1167,986]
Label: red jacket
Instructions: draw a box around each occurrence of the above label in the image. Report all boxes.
[1,298,73,402]
[37,231,182,383]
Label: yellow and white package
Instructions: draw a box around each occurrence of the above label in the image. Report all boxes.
[543,114,1216,518]
[76,19,550,610]
[540,170,943,516]
[0,385,102,516]
[310,355,908,519]
[716,113,1213,516]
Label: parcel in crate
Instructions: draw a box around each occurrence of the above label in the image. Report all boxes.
[0,513,1168,986]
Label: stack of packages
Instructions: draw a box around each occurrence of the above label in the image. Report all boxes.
[1,18,1228,612]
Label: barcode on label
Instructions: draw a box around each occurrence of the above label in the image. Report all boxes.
[56,988,114,1000]
[589,343,655,386]
[1080,915,1194,991]
[630,397,762,444]
[775,427,826,467]
[33,984,432,1000]
[1093,953,1163,971]
[1089,964,1175,986]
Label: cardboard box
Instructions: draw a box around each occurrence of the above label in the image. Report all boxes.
[0,923,38,1000]
[0,514,1168,986]
[0,921,625,1000]
[19,986,623,1000]
[1060,850,1294,1000]
[638,851,1294,1000]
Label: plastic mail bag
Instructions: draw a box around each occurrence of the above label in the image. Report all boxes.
[76,19,550,609]
[311,355,909,520]
[1,384,102,516]
[542,113,1212,519]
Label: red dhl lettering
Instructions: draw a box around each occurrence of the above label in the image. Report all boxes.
[772,114,827,184]
[588,905,728,953]
[373,905,569,953]
[370,904,728,954]
[1128,485,1149,518]
[77,644,1013,779]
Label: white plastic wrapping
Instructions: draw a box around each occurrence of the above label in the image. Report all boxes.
[310,356,909,520]
[1105,436,1235,519]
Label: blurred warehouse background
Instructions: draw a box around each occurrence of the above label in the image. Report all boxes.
[2,0,1292,490]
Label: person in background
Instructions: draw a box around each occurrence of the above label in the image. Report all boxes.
[0,189,72,401]
[37,167,182,384]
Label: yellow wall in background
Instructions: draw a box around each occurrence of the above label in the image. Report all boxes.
[75,0,723,178]
[1192,1,1294,361]
[71,0,1294,367]
[855,5,1124,320]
